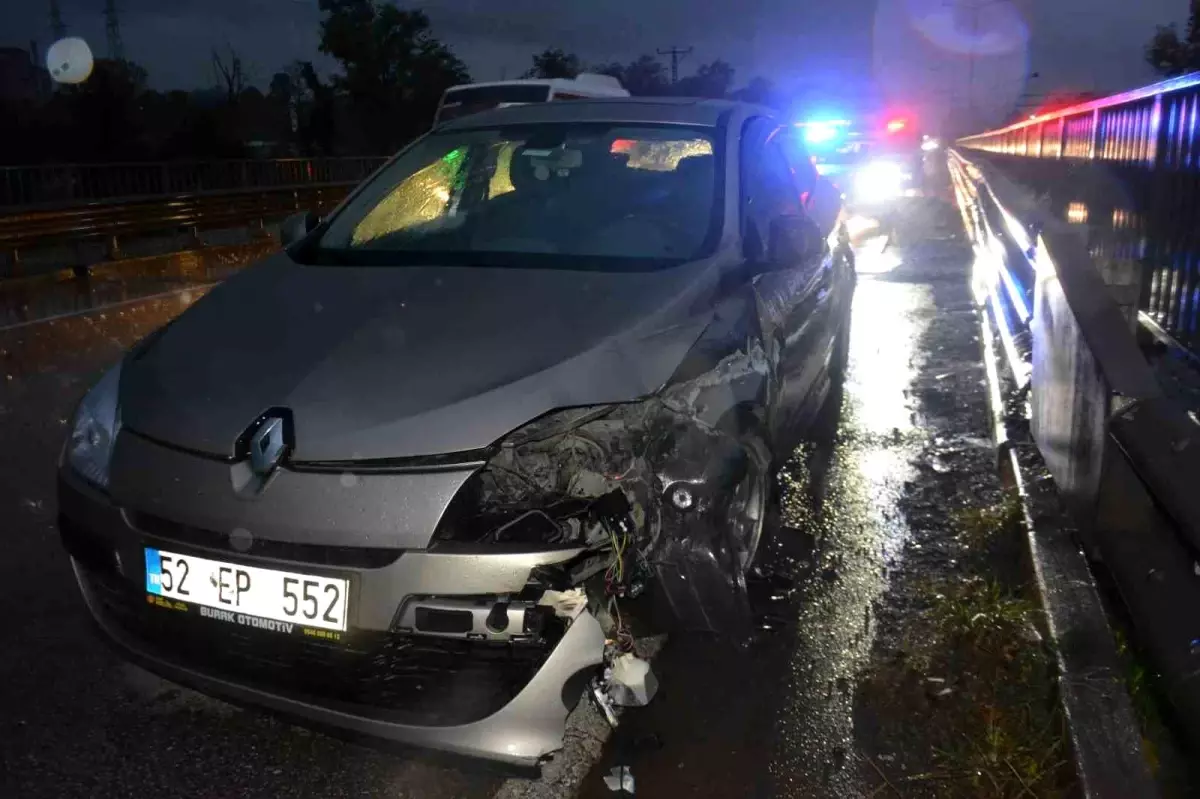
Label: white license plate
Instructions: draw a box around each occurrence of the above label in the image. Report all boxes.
[144,548,349,632]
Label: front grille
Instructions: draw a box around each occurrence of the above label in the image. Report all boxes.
[127,511,402,569]
[84,567,559,726]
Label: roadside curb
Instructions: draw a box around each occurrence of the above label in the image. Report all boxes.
[977,300,1159,798]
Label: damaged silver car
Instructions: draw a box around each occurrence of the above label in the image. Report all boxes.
[56,98,854,766]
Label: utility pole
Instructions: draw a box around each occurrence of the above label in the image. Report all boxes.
[656,45,692,84]
[104,0,125,62]
[48,0,66,39]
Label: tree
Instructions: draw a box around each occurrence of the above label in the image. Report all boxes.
[289,60,337,156]
[523,48,582,79]
[1146,0,1200,76]
[211,44,248,105]
[673,59,735,98]
[318,0,469,152]
[269,71,293,103]
[598,55,669,96]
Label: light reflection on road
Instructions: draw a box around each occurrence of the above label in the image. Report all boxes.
[769,221,946,797]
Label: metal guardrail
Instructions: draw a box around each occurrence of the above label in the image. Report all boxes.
[950,147,1200,759]
[956,71,1200,163]
[0,157,387,210]
[958,72,1200,364]
[0,183,359,277]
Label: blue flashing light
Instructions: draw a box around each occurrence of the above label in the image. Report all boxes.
[804,122,839,144]
[796,118,852,146]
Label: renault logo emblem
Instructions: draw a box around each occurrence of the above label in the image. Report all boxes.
[248,415,287,476]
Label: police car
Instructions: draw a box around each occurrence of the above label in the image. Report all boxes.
[795,115,922,208]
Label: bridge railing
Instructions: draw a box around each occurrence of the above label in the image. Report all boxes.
[957,72,1200,165]
[960,72,1200,369]
[0,157,389,210]
[950,144,1200,757]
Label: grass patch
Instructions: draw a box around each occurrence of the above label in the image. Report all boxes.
[858,494,1077,798]
[952,494,1023,554]
[1111,627,1162,776]
[1110,624,1200,796]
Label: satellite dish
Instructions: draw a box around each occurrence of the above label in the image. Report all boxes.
[46,37,95,85]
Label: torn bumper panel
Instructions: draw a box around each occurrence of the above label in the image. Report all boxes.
[58,462,606,767]
[73,558,605,766]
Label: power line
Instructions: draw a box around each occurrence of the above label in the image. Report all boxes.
[104,0,125,62]
[656,46,692,84]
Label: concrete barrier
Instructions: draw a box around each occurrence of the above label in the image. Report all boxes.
[951,148,1200,765]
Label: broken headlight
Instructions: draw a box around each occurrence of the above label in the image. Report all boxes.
[65,362,122,489]
[432,403,659,549]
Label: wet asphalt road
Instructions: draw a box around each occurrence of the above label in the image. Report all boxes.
[0,193,977,798]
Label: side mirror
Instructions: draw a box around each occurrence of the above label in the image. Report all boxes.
[766,215,823,268]
[280,211,319,247]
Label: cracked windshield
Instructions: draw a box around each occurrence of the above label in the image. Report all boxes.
[4,1,1200,798]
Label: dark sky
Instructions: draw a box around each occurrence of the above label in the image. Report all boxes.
[3,0,1190,128]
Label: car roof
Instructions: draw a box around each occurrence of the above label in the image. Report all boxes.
[443,75,628,96]
[433,97,769,131]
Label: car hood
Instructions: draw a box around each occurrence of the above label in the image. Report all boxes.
[120,253,716,461]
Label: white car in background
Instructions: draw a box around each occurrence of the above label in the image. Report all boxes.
[434,74,631,125]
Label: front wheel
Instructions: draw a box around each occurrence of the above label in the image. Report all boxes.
[727,435,771,572]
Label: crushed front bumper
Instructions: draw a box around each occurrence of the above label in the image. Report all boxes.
[58,464,605,767]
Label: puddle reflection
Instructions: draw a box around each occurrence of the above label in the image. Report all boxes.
[769,267,932,795]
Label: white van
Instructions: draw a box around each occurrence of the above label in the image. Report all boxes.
[434,74,630,126]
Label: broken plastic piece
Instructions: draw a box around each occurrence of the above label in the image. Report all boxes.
[608,653,659,707]
[603,765,635,794]
[590,677,620,728]
[537,588,588,620]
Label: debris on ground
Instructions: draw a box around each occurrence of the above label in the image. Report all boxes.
[590,678,621,729]
[608,653,659,707]
[602,765,635,794]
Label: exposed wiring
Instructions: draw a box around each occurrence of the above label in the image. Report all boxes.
[604,523,626,592]
[487,462,541,490]
[607,595,635,653]
[610,400,668,483]
[599,513,638,652]
[560,432,608,460]
[490,509,561,544]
